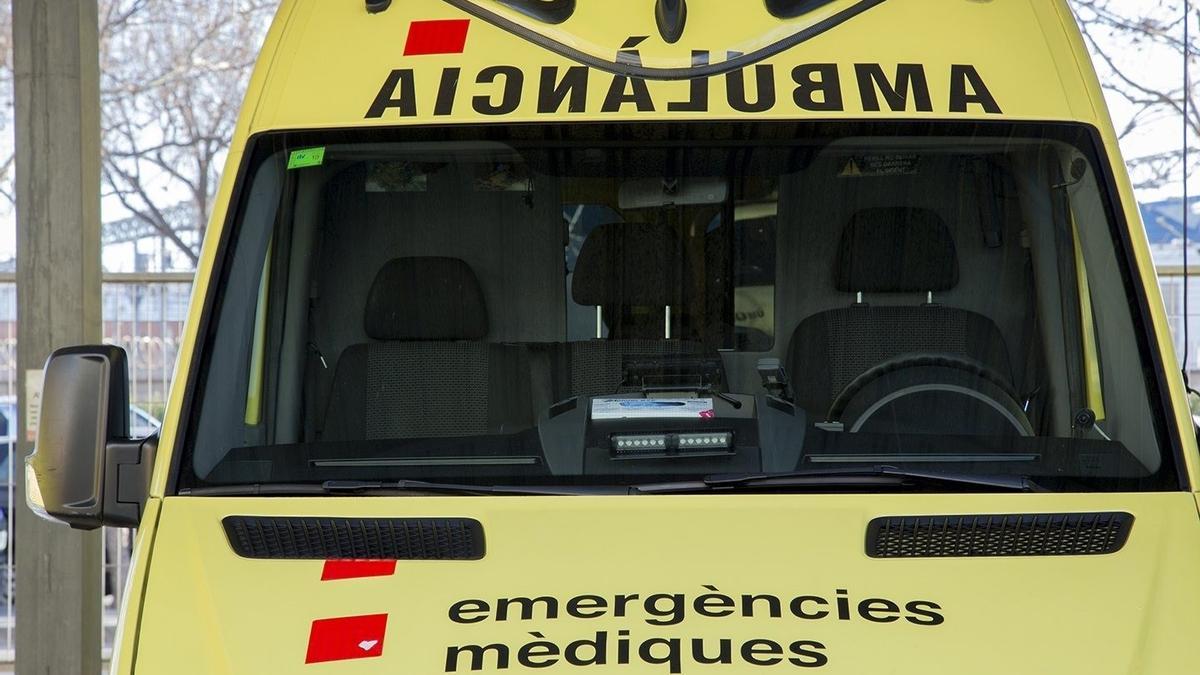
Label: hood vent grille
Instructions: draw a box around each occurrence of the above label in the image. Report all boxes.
[223,516,485,560]
[866,512,1133,558]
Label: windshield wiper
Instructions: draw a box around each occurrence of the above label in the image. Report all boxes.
[182,479,623,497]
[632,466,1048,494]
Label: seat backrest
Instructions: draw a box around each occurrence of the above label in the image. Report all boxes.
[557,223,717,398]
[787,208,1014,416]
[572,222,687,340]
[322,257,531,440]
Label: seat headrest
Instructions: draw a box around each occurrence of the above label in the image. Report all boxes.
[572,223,685,307]
[364,257,488,341]
[835,207,959,293]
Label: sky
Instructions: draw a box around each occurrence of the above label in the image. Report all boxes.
[0,0,1192,263]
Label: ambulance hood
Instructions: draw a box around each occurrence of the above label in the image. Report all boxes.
[131,493,1200,673]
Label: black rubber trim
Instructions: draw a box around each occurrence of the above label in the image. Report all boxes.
[497,0,575,25]
[223,516,486,560]
[441,0,889,81]
[866,512,1134,558]
[765,0,839,19]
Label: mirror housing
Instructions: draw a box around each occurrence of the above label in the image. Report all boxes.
[25,345,154,530]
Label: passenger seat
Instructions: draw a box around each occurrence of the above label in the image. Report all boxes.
[322,257,531,440]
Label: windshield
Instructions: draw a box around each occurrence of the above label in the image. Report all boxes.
[179,121,1177,493]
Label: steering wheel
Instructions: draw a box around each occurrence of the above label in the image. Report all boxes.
[826,353,1033,436]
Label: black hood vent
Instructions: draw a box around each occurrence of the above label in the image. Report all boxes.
[223,516,485,560]
[866,512,1133,558]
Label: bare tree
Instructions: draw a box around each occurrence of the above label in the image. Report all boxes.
[1071,0,1197,191]
[99,0,273,266]
[0,0,273,266]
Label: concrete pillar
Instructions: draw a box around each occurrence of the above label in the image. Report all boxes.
[12,1,103,673]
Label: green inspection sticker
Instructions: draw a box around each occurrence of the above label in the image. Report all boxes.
[287,147,325,170]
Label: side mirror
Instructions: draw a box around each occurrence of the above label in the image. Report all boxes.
[25,345,155,530]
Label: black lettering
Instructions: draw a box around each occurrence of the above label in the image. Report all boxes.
[855,63,932,112]
[473,65,523,115]
[727,53,776,113]
[445,644,510,672]
[617,630,632,665]
[949,64,1001,114]
[694,589,735,618]
[495,596,559,621]
[366,69,417,118]
[602,74,655,112]
[692,638,733,665]
[566,594,608,618]
[565,632,609,666]
[449,599,490,624]
[792,63,843,111]
[904,600,946,626]
[835,589,851,620]
[639,638,683,675]
[644,593,686,626]
[787,641,829,668]
[742,639,783,666]
[858,598,901,623]
[434,67,461,116]
[790,596,830,620]
[538,65,589,114]
[614,594,640,617]
[741,594,782,618]
[517,636,560,669]
[668,51,711,112]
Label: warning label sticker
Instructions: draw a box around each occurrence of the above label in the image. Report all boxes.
[839,154,921,178]
[592,398,714,420]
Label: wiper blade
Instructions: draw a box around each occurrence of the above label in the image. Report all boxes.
[633,466,1048,494]
[183,479,620,496]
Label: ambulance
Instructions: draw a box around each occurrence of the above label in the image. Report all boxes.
[24,0,1200,672]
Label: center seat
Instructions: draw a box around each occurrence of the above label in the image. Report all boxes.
[524,223,717,408]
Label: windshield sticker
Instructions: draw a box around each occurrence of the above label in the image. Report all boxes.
[365,63,1002,119]
[592,398,715,420]
[474,162,533,192]
[366,161,429,192]
[838,154,921,178]
[441,588,945,672]
[287,147,326,170]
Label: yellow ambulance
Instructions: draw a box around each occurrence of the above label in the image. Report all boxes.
[25,0,1200,672]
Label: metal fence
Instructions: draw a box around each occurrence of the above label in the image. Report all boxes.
[1156,267,1200,381]
[0,274,193,662]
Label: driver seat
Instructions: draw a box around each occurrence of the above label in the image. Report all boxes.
[787,208,1018,431]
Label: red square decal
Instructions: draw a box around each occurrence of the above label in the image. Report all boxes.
[305,613,388,664]
[321,559,397,581]
[404,19,471,56]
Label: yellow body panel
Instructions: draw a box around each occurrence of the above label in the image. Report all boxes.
[130,494,1200,673]
[129,0,1200,672]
